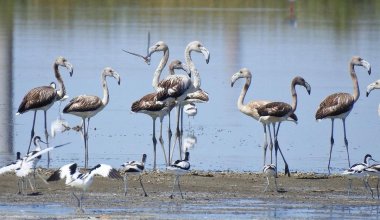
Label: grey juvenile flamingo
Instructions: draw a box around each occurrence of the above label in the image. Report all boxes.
[63,67,120,168]
[156,41,210,160]
[231,68,298,170]
[258,76,311,176]
[316,56,371,174]
[131,60,189,170]
[17,56,73,165]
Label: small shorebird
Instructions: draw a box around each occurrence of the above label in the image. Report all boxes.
[263,164,278,192]
[342,154,376,197]
[47,163,122,212]
[0,136,68,195]
[166,151,190,199]
[121,154,148,197]
[316,56,371,174]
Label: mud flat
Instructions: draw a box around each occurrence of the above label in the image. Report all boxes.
[0,169,379,219]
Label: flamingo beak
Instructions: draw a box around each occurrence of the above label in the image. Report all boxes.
[201,47,210,64]
[305,82,311,95]
[361,59,371,75]
[65,62,74,77]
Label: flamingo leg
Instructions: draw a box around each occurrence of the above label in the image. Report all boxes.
[268,124,274,163]
[27,111,37,154]
[159,118,168,166]
[342,118,351,167]
[170,175,177,199]
[44,110,51,168]
[82,118,88,169]
[263,124,268,166]
[168,111,172,164]
[274,176,278,192]
[139,175,148,197]
[86,118,91,169]
[274,122,290,177]
[180,107,184,159]
[328,119,335,175]
[152,118,157,171]
[171,105,181,162]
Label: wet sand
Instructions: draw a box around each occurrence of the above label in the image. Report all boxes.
[0,169,379,219]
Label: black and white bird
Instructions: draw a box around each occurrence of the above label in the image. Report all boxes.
[166,151,190,199]
[17,56,73,165]
[263,164,278,192]
[342,154,376,197]
[0,136,67,195]
[121,154,148,197]
[47,163,122,211]
[63,67,120,169]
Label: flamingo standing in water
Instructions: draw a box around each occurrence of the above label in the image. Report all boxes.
[231,68,298,169]
[63,67,120,168]
[156,41,210,160]
[257,76,311,176]
[16,56,73,164]
[315,56,371,174]
[131,60,189,170]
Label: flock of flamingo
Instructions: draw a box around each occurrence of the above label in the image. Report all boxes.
[1,36,380,210]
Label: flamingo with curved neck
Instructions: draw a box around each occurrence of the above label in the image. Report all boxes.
[63,67,120,168]
[17,56,73,164]
[257,76,311,176]
[316,56,371,174]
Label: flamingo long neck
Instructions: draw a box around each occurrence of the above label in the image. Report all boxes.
[54,63,66,99]
[349,62,360,102]
[290,81,298,112]
[101,74,109,106]
[185,48,201,89]
[152,48,169,90]
[238,77,251,111]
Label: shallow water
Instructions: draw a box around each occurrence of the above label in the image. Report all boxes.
[1,0,380,174]
[1,198,380,219]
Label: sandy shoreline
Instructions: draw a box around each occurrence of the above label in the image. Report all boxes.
[0,169,379,219]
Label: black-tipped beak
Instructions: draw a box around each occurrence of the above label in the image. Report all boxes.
[231,82,234,87]
[366,91,370,97]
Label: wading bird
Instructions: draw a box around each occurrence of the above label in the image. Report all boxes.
[121,154,148,197]
[131,60,189,170]
[167,151,190,199]
[16,56,73,164]
[263,164,278,192]
[156,41,209,161]
[315,56,371,174]
[230,68,299,172]
[342,154,377,197]
[47,163,122,212]
[63,67,120,168]
[0,136,68,195]
[257,76,311,176]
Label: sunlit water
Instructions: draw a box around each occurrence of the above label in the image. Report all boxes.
[1,0,380,175]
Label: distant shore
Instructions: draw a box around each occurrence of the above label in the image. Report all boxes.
[0,169,379,218]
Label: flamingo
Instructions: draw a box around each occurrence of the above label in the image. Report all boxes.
[366,79,380,117]
[257,76,311,176]
[156,41,210,160]
[16,56,73,164]
[230,68,298,170]
[131,60,189,170]
[63,67,120,168]
[47,163,122,212]
[315,56,371,174]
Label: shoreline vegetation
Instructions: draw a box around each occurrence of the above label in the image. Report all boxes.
[0,169,379,218]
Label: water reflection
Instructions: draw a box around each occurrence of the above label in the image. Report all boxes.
[0,1,14,162]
